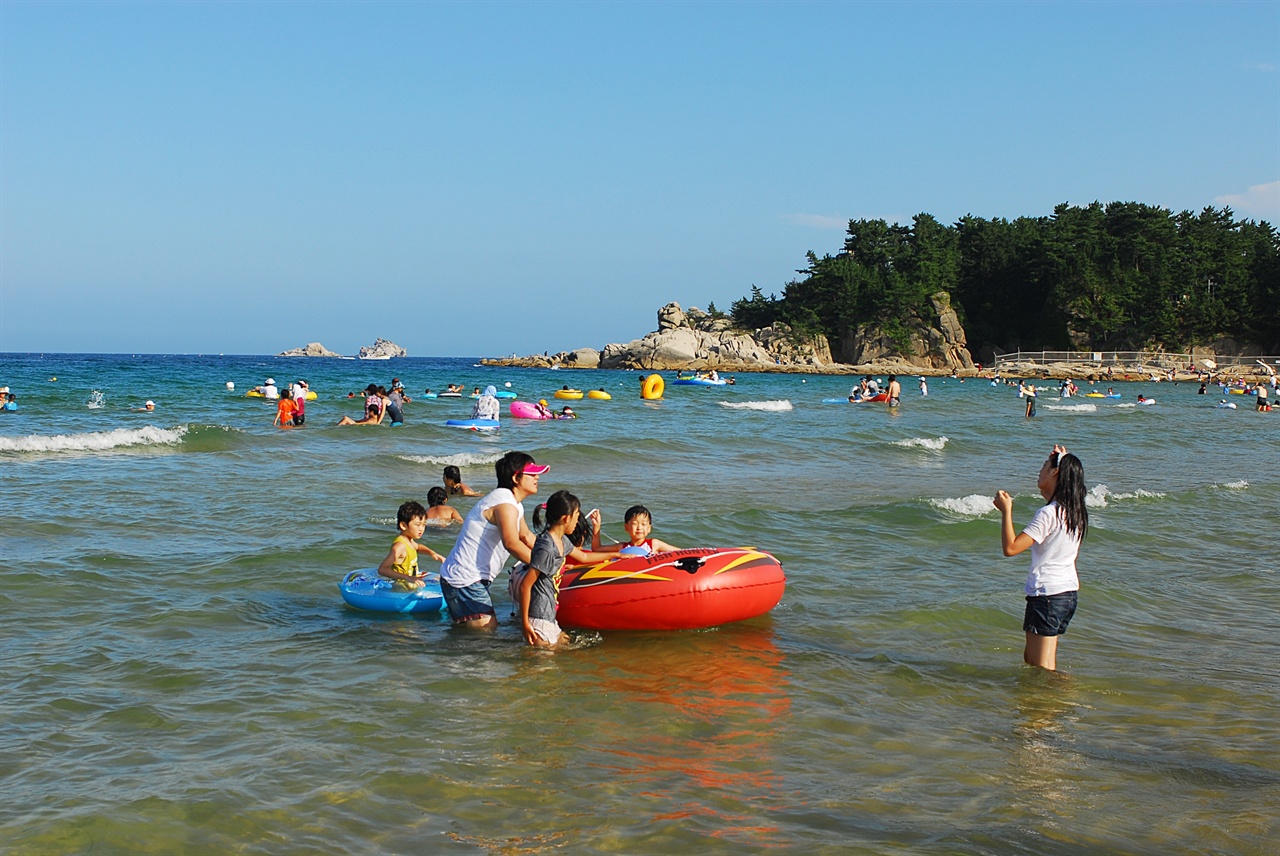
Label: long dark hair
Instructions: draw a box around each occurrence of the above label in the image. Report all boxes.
[533,489,580,532]
[1050,451,1089,540]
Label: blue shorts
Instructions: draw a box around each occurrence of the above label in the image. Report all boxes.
[1024,591,1077,636]
[441,579,495,623]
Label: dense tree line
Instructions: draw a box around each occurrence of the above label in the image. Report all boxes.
[731,203,1279,356]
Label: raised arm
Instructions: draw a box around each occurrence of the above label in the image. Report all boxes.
[993,490,1035,557]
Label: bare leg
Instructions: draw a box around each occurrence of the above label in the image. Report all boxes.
[1024,632,1059,670]
[457,614,497,630]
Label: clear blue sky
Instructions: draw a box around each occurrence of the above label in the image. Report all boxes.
[2,1,1276,356]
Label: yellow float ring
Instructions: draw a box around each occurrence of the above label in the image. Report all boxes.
[554,389,584,400]
[587,389,611,400]
[641,374,664,400]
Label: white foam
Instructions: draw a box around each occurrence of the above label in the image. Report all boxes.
[1218,480,1249,490]
[1085,484,1167,508]
[398,452,504,467]
[892,436,949,451]
[0,425,187,453]
[1042,403,1098,413]
[930,494,995,517]
[718,400,793,412]
[1114,402,1137,409]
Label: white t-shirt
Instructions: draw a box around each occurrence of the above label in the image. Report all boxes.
[261,384,279,399]
[440,488,523,587]
[1022,501,1081,596]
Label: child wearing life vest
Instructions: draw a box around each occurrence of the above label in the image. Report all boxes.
[589,504,680,556]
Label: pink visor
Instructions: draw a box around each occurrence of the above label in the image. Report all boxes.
[522,463,550,475]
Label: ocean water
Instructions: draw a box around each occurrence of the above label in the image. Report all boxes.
[1,353,1276,855]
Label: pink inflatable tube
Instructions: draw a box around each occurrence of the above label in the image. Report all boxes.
[510,400,554,420]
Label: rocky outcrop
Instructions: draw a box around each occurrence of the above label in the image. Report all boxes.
[483,297,975,374]
[358,338,407,359]
[277,342,343,357]
[842,292,974,371]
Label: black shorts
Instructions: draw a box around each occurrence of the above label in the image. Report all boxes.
[1024,591,1077,636]
[293,414,306,426]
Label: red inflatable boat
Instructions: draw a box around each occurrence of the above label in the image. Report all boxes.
[556,547,786,631]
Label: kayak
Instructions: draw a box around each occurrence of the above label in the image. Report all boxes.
[672,377,727,386]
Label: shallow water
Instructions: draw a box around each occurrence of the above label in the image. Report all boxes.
[1,354,1277,854]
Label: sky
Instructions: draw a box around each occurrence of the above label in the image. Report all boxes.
[1,1,1277,357]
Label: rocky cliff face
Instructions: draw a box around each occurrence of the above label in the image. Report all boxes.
[358,338,408,359]
[483,297,974,374]
[841,292,974,371]
[277,342,344,357]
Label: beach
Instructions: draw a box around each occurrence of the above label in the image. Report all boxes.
[2,353,1277,854]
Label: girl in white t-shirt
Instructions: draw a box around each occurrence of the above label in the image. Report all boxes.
[993,444,1089,671]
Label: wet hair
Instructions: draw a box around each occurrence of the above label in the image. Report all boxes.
[533,490,581,533]
[624,505,652,524]
[397,500,428,526]
[443,465,462,485]
[1049,452,1089,540]
[426,486,448,507]
[495,450,535,490]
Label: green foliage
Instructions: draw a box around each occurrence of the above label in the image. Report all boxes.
[730,203,1279,356]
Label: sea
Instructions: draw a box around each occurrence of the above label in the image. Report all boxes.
[1,353,1276,855]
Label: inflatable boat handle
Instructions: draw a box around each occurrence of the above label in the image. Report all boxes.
[676,556,706,574]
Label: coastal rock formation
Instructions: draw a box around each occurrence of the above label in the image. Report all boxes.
[277,342,343,358]
[483,297,975,374]
[843,292,974,371]
[358,338,407,359]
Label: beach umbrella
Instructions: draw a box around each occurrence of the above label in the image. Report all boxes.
[1200,358,1217,369]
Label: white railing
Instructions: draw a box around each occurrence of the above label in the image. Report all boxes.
[992,350,1280,371]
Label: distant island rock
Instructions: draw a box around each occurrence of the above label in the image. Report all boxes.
[277,342,344,358]
[358,338,408,360]
[483,299,974,375]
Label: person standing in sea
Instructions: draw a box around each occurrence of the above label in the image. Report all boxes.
[993,445,1089,671]
[438,451,544,628]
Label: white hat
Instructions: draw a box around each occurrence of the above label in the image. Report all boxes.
[145,400,155,407]
[265,378,275,385]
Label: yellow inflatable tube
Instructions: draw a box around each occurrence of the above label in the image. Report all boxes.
[554,388,584,400]
[641,374,664,400]
[587,389,612,400]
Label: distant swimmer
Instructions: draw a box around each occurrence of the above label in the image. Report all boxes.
[133,400,156,412]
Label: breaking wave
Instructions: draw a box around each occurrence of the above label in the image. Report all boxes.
[718,400,793,412]
[0,425,188,454]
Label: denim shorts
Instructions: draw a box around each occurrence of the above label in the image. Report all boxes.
[1024,591,1078,636]
[441,579,495,623]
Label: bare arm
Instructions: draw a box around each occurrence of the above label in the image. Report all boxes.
[488,502,534,564]
[648,538,680,553]
[993,490,1035,557]
[566,546,618,564]
[518,567,541,645]
[412,540,446,563]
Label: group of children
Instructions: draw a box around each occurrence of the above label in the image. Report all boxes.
[376,462,680,648]
[368,448,1089,670]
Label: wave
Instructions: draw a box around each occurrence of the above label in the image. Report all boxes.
[398,451,504,467]
[1085,484,1167,508]
[1217,480,1249,490]
[929,494,994,517]
[1041,403,1098,413]
[718,400,793,412]
[0,425,188,454]
[892,436,949,451]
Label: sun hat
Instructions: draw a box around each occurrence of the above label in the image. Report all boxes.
[522,463,550,475]
[145,401,154,407]
[265,378,275,385]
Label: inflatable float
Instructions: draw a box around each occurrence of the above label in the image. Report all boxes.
[555,547,786,631]
[587,389,612,400]
[554,388,584,400]
[444,418,500,430]
[510,400,554,420]
[1217,400,1238,409]
[247,389,317,400]
[495,390,517,399]
[338,570,444,615]
[672,375,728,386]
[824,393,890,404]
[641,374,664,400]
